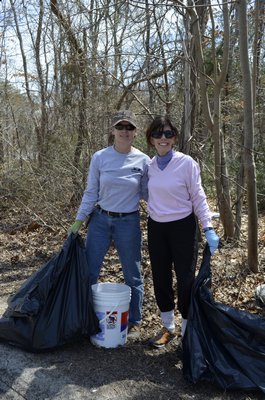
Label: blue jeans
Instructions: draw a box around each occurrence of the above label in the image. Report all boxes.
[86,207,143,325]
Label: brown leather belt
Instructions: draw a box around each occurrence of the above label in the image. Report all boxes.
[96,205,137,218]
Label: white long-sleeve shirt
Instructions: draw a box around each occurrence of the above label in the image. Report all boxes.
[76,146,150,221]
[147,151,212,229]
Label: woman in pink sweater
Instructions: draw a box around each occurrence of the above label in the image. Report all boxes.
[146,116,219,348]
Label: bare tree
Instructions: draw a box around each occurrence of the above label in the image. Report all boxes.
[173,0,234,238]
[2,0,264,237]
[179,6,192,154]
[237,0,259,272]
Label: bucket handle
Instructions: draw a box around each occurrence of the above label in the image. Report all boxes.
[98,303,120,324]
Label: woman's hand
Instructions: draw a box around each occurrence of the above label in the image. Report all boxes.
[204,228,219,255]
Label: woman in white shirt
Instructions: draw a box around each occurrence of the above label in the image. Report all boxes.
[145,115,219,348]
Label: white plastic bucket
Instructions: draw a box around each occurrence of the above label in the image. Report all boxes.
[90,282,131,348]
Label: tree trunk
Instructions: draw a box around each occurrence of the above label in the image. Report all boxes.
[10,0,42,166]
[183,0,234,237]
[34,0,48,167]
[145,0,154,112]
[51,0,89,202]
[237,0,259,272]
[180,10,192,154]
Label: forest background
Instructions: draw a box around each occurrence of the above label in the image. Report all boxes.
[0,0,265,253]
[1,1,265,398]
[1,0,265,281]
[1,0,265,266]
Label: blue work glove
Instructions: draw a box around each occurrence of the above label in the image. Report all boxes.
[67,220,83,237]
[204,228,219,255]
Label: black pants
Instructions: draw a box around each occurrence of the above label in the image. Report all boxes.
[147,213,198,319]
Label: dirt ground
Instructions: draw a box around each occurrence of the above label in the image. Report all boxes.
[1,206,265,400]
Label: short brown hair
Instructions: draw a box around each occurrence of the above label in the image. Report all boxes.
[145,116,178,146]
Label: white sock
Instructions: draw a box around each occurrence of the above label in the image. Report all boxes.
[160,310,175,332]
[181,318,187,337]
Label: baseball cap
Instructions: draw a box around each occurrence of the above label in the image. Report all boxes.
[112,110,137,128]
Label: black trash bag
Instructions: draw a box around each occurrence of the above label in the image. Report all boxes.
[0,233,99,352]
[182,245,265,394]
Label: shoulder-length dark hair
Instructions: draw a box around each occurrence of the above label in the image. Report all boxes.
[145,115,178,146]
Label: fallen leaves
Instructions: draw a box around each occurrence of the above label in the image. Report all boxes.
[1,206,265,327]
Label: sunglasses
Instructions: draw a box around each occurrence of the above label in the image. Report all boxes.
[114,124,135,131]
[151,130,176,139]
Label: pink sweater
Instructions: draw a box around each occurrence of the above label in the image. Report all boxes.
[147,151,213,229]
